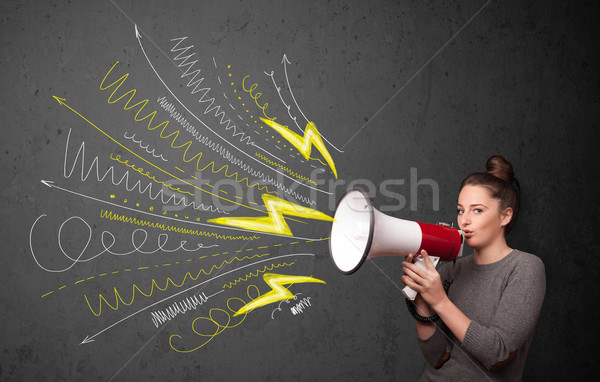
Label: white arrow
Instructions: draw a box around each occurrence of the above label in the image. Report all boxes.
[80,253,315,344]
[133,25,331,194]
[38,179,323,241]
[281,53,344,153]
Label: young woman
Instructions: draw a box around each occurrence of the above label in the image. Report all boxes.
[401,155,546,381]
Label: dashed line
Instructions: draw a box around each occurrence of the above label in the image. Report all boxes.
[40,238,328,298]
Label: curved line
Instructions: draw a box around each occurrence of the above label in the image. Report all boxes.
[29,215,92,273]
[82,253,316,342]
[44,181,327,242]
[135,28,331,195]
[123,132,168,162]
[269,62,344,153]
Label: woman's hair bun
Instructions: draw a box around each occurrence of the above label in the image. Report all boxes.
[486,155,515,184]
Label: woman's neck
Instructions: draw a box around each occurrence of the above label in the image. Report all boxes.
[473,236,512,265]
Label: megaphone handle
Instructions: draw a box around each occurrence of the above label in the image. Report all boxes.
[402,255,440,301]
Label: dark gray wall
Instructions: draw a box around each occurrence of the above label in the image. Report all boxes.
[2,0,598,380]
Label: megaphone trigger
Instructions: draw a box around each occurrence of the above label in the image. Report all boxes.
[402,254,441,300]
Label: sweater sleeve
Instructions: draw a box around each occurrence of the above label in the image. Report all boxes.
[461,255,546,370]
[415,263,453,367]
[417,325,452,368]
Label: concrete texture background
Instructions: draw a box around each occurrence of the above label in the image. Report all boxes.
[1,0,599,380]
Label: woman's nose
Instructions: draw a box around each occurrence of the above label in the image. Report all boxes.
[461,213,471,225]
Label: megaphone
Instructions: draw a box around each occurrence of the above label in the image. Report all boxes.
[329,188,464,300]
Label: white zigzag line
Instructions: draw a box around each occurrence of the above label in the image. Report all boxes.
[171,36,253,146]
[157,96,316,206]
[63,129,227,214]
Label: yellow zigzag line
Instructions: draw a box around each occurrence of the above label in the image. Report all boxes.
[308,156,327,166]
[99,209,260,241]
[222,262,295,289]
[255,153,317,185]
[40,239,331,299]
[84,253,269,316]
[100,62,205,170]
[196,161,277,193]
[100,62,275,194]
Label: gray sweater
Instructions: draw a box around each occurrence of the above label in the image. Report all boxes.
[417,249,546,381]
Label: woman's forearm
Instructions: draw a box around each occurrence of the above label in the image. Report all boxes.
[413,296,437,340]
[432,296,471,343]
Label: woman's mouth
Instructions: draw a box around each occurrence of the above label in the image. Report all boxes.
[464,230,473,238]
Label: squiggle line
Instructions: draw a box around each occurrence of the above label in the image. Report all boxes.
[222,262,295,289]
[100,65,211,171]
[109,153,198,199]
[255,152,317,185]
[84,253,270,316]
[108,153,263,208]
[136,27,322,196]
[170,37,254,145]
[123,132,168,161]
[29,214,211,273]
[63,129,225,213]
[271,293,302,319]
[157,96,318,205]
[41,240,317,298]
[290,297,312,315]
[98,65,286,208]
[99,210,257,240]
[150,290,222,328]
[169,286,258,353]
[136,31,330,198]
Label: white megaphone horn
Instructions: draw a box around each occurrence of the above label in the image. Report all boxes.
[329,188,464,300]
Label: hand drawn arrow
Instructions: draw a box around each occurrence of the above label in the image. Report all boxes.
[37,179,324,241]
[80,253,315,344]
[281,53,344,153]
[133,25,332,195]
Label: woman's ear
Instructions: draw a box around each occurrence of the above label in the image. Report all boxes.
[500,207,513,228]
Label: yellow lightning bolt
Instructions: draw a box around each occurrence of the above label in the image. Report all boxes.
[207,193,334,236]
[233,273,325,316]
[260,118,338,179]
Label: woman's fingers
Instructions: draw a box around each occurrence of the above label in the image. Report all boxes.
[401,275,420,291]
[420,249,436,271]
[402,265,422,282]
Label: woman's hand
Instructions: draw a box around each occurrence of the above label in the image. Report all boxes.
[402,249,448,311]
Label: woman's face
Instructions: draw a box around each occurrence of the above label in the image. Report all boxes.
[457,185,512,250]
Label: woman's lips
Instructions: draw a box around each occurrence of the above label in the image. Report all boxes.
[464,231,473,238]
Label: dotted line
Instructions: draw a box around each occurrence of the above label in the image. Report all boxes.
[40,238,327,298]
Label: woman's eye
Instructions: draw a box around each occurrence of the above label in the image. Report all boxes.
[457,209,464,215]
[474,208,483,213]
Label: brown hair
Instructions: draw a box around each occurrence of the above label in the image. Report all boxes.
[461,155,521,234]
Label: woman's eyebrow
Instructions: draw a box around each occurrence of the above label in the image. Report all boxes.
[456,203,488,208]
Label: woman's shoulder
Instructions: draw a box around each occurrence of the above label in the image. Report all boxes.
[508,249,545,270]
